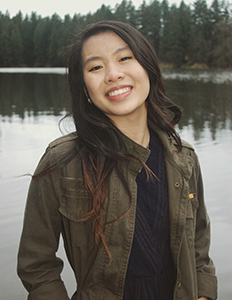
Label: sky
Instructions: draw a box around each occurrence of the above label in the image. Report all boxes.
[1,0,213,19]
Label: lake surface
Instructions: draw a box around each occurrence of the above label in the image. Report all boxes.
[0,68,231,299]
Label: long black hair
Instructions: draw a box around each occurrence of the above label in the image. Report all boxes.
[67,21,182,257]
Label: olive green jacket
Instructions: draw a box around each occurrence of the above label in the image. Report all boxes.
[17,122,217,300]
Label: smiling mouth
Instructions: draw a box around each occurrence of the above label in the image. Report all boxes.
[107,87,132,97]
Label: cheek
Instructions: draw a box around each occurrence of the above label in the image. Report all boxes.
[140,71,150,96]
[84,75,101,98]
[86,83,94,96]
[84,79,95,97]
[136,66,150,86]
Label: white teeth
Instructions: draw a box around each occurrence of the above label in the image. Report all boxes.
[108,87,131,97]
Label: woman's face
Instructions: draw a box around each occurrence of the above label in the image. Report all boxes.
[82,31,150,124]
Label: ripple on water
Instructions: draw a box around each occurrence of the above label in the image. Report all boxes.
[162,69,232,84]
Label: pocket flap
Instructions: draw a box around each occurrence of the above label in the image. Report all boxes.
[59,177,91,222]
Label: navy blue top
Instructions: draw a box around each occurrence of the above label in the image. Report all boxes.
[123,129,176,300]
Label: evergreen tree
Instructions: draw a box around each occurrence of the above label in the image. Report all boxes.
[114,0,128,23]
[190,0,212,64]
[62,14,74,61]
[178,1,192,65]
[138,0,161,53]
[91,4,114,22]
[33,17,52,66]
[126,0,138,27]
[0,30,11,66]
[10,24,23,66]
[12,11,23,30]
[48,13,63,66]
[211,20,232,67]
[160,0,173,63]
[72,13,87,35]
[0,12,12,66]
[114,0,137,25]
[0,1,231,68]
[21,12,38,66]
[211,0,223,24]
[166,4,183,66]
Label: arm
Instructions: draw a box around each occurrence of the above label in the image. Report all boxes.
[194,154,217,300]
[17,149,70,300]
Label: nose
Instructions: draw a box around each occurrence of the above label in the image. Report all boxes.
[104,63,124,83]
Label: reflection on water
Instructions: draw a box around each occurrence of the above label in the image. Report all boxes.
[0,71,231,141]
[164,79,232,141]
[0,70,231,299]
[0,73,68,119]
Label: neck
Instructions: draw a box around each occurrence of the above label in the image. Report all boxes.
[110,110,150,148]
[124,124,150,148]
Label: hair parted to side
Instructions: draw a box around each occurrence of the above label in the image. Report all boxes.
[67,21,182,258]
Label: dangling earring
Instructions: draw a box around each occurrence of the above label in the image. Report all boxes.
[88,98,92,104]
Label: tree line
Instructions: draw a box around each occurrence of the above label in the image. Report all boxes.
[0,0,231,68]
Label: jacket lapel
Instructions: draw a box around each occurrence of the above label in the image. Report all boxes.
[149,122,195,265]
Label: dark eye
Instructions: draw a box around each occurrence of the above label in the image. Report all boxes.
[89,66,102,72]
[120,56,132,62]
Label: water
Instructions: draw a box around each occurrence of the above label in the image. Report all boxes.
[0,69,231,299]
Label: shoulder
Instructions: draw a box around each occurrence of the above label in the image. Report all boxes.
[47,131,79,165]
[47,132,78,158]
[180,138,198,160]
[34,132,79,176]
[181,139,195,151]
[171,137,195,156]
[49,132,78,149]
[180,139,200,170]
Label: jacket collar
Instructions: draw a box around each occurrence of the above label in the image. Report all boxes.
[149,120,194,180]
[120,120,194,180]
[121,132,151,175]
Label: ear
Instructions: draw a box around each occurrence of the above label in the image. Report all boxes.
[84,87,90,99]
[84,88,92,104]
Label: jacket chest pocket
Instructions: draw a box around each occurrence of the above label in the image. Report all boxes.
[59,177,93,247]
[59,177,91,220]
[185,195,199,248]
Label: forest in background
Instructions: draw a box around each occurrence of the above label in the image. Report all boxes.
[0,0,231,68]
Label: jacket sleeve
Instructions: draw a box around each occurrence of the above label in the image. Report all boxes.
[17,147,70,300]
[193,153,218,300]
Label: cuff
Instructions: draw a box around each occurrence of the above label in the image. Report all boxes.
[197,272,218,300]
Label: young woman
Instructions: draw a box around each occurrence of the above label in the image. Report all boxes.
[17,21,217,300]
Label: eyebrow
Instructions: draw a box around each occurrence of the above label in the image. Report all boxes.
[83,46,130,68]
